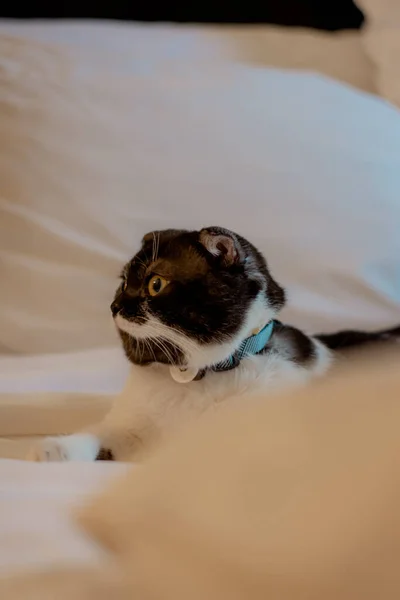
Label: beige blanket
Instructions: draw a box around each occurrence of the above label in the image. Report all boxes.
[1,349,400,599]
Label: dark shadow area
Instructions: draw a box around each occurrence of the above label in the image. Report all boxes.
[1,1,365,31]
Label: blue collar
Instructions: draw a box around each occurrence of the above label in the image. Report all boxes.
[212,320,275,373]
[169,320,276,383]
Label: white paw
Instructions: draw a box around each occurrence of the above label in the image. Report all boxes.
[27,434,100,462]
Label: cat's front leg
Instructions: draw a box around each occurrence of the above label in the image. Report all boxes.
[28,367,162,462]
[27,431,102,462]
[26,421,145,463]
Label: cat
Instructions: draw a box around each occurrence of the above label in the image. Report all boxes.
[28,226,400,462]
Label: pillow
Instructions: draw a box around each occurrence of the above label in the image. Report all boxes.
[1,32,400,354]
[0,21,375,94]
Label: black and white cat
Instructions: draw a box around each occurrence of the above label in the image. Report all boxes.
[29,227,400,462]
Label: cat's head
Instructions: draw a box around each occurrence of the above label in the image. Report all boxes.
[111,227,285,370]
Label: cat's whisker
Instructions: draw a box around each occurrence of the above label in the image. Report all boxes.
[144,320,199,358]
[164,325,207,358]
[134,337,142,364]
[129,317,194,363]
[141,338,148,361]
[149,320,212,367]
[153,337,171,363]
[146,319,191,348]
[135,256,147,270]
[132,337,140,363]
[145,338,158,364]
[152,337,175,365]
[155,231,160,262]
[151,231,156,262]
[142,339,147,363]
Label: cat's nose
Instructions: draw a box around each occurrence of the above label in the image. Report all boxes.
[110,299,120,317]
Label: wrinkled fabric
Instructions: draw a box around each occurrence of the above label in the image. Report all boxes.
[1,26,396,356]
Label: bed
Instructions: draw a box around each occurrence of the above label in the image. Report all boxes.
[0,0,400,579]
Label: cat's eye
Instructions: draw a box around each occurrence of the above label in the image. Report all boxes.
[148,276,168,297]
[121,280,127,292]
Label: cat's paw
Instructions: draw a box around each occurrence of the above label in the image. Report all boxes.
[27,434,100,462]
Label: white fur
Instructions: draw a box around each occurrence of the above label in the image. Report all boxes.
[27,434,100,462]
[29,294,333,462]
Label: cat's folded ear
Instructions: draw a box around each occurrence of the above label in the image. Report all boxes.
[199,227,245,267]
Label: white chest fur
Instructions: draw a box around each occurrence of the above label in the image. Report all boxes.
[105,338,332,446]
[28,337,332,462]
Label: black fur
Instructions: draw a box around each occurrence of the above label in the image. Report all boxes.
[317,326,400,351]
[96,448,114,461]
[265,321,317,365]
[1,1,364,32]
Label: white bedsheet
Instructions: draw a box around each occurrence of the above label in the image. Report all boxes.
[0,348,129,457]
[0,460,128,576]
